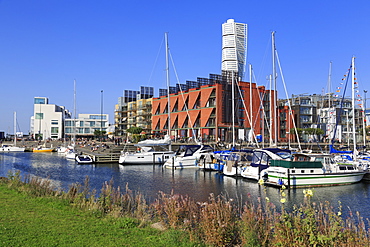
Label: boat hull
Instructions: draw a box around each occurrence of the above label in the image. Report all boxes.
[33,148,54,152]
[76,155,94,164]
[265,166,365,188]
[119,152,175,165]
[0,146,25,152]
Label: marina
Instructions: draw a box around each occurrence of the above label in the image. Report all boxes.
[1,150,370,223]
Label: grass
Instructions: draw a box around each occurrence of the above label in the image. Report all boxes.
[0,180,198,247]
[1,171,370,246]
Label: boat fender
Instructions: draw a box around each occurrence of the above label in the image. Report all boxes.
[278,178,283,186]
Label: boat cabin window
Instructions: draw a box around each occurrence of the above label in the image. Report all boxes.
[276,151,292,159]
[310,170,314,173]
[291,170,296,173]
[252,151,269,165]
[301,170,305,173]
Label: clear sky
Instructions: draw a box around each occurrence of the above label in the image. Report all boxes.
[1,0,369,134]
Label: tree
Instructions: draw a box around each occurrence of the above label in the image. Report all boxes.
[94,130,106,140]
[126,127,143,135]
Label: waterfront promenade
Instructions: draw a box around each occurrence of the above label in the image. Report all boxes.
[2,139,357,163]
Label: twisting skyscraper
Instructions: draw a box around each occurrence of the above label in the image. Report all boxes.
[221,19,247,80]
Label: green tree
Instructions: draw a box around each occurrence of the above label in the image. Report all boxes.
[94,130,106,140]
[126,127,143,135]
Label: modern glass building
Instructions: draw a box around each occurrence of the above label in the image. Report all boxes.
[221,19,247,80]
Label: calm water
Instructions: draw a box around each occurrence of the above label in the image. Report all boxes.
[1,152,370,222]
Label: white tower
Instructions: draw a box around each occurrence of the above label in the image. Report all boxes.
[221,19,248,80]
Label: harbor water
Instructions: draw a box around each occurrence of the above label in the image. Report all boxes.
[1,152,370,222]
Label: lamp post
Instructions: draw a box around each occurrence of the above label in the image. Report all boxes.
[101,90,103,142]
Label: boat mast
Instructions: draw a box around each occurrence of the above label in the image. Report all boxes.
[327,61,332,109]
[269,74,273,147]
[165,32,172,151]
[351,57,357,160]
[14,112,16,146]
[232,72,236,147]
[271,31,277,146]
[73,79,76,146]
[249,64,253,143]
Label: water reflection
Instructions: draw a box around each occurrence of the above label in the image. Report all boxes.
[1,152,370,221]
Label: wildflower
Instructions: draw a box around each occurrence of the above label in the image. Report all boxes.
[303,189,313,198]
[258,179,264,185]
[281,185,286,190]
[280,198,286,204]
[281,191,286,197]
[265,197,270,202]
[338,211,342,216]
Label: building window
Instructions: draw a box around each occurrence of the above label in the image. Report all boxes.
[35,113,44,120]
[90,121,95,127]
[51,120,58,125]
[85,128,90,134]
[89,115,106,120]
[51,127,58,134]
[80,121,84,126]
[34,98,46,104]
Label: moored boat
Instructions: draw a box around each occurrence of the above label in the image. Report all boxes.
[76,154,94,164]
[163,144,213,169]
[0,144,25,152]
[263,153,365,188]
[241,148,292,180]
[33,146,55,152]
[119,135,175,165]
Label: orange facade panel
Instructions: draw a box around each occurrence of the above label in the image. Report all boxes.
[188,90,200,109]
[200,88,214,107]
[200,108,214,126]
[170,113,178,129]
[188,110,200,128]
[152,100,160,115]
[170,97,178,112]
[178,93,188,111]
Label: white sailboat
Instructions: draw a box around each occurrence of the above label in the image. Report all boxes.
[65,79,78,160]
[0,112,25,152]
[119,33,175,165]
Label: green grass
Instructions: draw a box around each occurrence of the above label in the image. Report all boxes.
[0,184,198,247]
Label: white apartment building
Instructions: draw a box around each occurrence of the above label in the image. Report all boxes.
[65,113,109,139]
[31,97,71,140]
[221,19,247,80]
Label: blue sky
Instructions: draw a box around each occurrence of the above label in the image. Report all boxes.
[1,0,369,134]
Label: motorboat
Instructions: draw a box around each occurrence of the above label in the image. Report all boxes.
[0,144,25,152]
[263,153,366,188]
[119,135,175,165]
[65,149,77,160]
[222,150,254,177]
[76,155,94,164]
[240,148,292,180]
[163,144,214,169]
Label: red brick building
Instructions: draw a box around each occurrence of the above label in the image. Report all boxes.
[151,72,291,143]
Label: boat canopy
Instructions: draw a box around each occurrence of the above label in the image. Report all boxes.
[329,145,353,154]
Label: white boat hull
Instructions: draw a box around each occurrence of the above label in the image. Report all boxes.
[76,155,94,164]
[119,151,175,165]
[240,166,261,180]
[163,156,199,169]
[265,166,365,188]
[0,146,25,152]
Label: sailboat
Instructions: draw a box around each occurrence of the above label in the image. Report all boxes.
[120,33,175,165]
[262,57,366,188]
[65,79,78,160]
[0,112,25,152]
